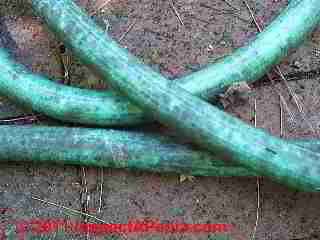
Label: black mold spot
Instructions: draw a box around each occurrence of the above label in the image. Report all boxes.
[265,147,277,155]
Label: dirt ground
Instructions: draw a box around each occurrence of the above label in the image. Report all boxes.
[0,0,320,239]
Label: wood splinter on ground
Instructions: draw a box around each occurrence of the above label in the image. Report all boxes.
[169,0,184,26]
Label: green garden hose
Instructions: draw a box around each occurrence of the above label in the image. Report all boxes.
[0,0,317,127]
[0,0,318,189]
[27,0,320,191]
[0,125,255,177]
[2,48,320,179]
[0,125,318,178]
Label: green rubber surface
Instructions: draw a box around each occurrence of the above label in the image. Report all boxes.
[0,0,318,126]
[0,125,318,178]
[26,0,320,191]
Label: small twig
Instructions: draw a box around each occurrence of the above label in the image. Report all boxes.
[251,177,260,240]
[0,114,42,124]
[32,196,109,224]
[243,0,262,32]
[82,167,90,239]
[32,196,128,240]
[252,71,320,88]
[98,167,103,213]
[119,19,137,42]
[169,0,184,26]
[222,0,241,11]
[79,167,90,240]
[251,98,260,240]
[280,95,284,138]
[81,167,89,217]
[90,0,112,16]
[254,99,257,128]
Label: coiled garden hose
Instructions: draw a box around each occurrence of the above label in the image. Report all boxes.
[0,0,319,190]
[0,0,312,126]
[2,51,320,180]
[24,0,320,191]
